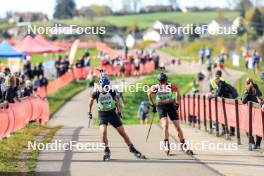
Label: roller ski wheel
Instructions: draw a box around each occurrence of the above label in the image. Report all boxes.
[103,152,111,161]
[180,140,194,155]
[183,149,194,155]
[129,145,147,159]
[164,140,170,156]
[103,147,111,161]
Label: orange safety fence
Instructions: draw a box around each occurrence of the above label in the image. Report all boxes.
[0,96,49,139]
[180,95,264,138]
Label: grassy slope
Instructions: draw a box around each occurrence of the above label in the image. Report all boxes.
[0,48,99,67]
[33,11,238,29]
[120,74,195,124]
[0,123,60,174]
[96,11,238,28]
[47,80,87,116]
[0,80,88,173]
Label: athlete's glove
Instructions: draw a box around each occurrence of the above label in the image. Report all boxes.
[88,112,93,119]
[117,112,123,119]
[151,104,157,113]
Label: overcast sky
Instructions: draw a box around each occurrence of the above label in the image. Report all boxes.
[0,0,261,18]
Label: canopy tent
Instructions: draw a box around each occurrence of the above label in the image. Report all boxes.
[35,35,65,53]
[0,40,25,58]
[14,35,52,54]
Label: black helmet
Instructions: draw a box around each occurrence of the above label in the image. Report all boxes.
[157,73,168,82]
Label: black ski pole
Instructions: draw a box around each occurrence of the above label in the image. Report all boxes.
[146,112,155,142]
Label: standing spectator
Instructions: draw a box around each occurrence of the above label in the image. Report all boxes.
[205,47,212,63]
[4,75,18,103]
[252,51,260,74]
[4,67,11,76]
[0,72,6,102]
[39,74,48,87]
[32,76,40,91]
[23,57,31,78]
[213,75,238,136]
[199,47,205,64]
[31,65,38,79]
[24,80,33,97]
[38,62,44,76]
[55,56,62,77]
[241,78,262,149]
[17,80,26,98]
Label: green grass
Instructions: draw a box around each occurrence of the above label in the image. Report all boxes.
[0,48,99,67]
[119,73,195,125]
[33,11,238,29]
[96,11,238,28]
[47,80,87,116]
[0,123,60,174]
[26,126,61,176]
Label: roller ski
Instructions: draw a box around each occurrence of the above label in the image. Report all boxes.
[180,140,194,155]
[129,144,147,159]
[103,146,111,161]
[164,139,170,156]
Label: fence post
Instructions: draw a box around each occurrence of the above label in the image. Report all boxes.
[179,96,183,122]
[248,101,253,151]
[183,95,187,124]
[192,94,196,128]
[222,98,230,140]
[235,100,241,145]
[215,97,219,137]
[197,94,201,129]
[208,97,213,134]
[203,95,207,132]
[188,95,191,126]
[262,109,264,141]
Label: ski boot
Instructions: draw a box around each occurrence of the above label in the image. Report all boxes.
[180,139,194,155]
[164,139,170,156]
[103,146,111,161]
[129,144,147,159]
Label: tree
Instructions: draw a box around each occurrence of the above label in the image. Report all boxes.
[89,5,112,16]
[128,19,139,33]
[53,0,76,19]
[245,7,264,36]
[235,0,253,17]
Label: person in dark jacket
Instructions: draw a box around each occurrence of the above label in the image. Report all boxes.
[241,78,262,149]
[4,75,18,103]
[213,76,238,136]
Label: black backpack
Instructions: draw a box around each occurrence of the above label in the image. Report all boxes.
[226,84,238,99]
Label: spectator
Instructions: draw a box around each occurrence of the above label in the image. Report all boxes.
[55,56,62,77]
[213,75,238,136]
[38,62,44,76]
[17,80,26,98]
[241,78,262,149]
[252,51,260,74]
[4,75,18,103]
[4,67,11,76]
[39,74,48,87]
[32,76,40,91]
[32,65,38,79]
[24,80,33,97]
[205,48,212,63]
[0,72,6,102]
[199,47,205,64]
